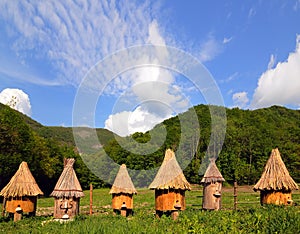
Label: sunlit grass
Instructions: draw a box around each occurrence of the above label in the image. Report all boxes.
[1,185,300,233]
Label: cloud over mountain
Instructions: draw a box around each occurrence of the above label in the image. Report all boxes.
[251,35,300,109]
[0,88,31,116]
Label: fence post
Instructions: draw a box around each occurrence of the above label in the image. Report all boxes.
[234,181,238,210]
[90,184,93,215]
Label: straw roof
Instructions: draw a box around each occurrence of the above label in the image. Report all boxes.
[200,159,225,184]
[50,158,84,198]
[149,149,191,190]
[0,161,43,197]
[109,164,137,194]
[253,148,299,191]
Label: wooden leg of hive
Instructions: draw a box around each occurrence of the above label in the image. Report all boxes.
[120,209,127,217]
[14,212,22,222]
[171,210,179,220]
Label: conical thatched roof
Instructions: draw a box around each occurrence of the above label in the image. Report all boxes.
[109,164,137,194]
[0,161,43,197]
[149,149,191,190]
[200,159,225,184]
[253,148,299,191]
[50,158,84,198]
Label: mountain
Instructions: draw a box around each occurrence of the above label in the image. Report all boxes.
[1,102,299,190]
[0,103,114,195]
[104,105,300,187]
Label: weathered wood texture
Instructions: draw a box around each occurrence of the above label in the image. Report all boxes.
[155,189,186,211]
[260,190,292,205]
[202,182,222,210]
[53,197,80,219]
[5,196,36,213]
[112,193,133,210]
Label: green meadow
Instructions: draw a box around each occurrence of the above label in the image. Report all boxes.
[1,186,300,234]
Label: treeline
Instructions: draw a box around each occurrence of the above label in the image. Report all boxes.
[104,105,300,186]
[1,103,299,193]
[0,104,106,195]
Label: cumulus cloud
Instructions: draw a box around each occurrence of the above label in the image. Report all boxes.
[0,88,31,116]
[104,22,190,136]
[105,106,172,137]
[232,92,249,109]
[251,35,300,109]
[0,1,225,134]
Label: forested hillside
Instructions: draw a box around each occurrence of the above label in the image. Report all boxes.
[104,105,300,186]
[0,103,109,195]
[0,103,299,194]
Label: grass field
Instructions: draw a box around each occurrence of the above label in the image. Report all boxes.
[1,185,300,233]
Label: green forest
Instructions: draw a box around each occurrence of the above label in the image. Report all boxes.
[0,103,299,196]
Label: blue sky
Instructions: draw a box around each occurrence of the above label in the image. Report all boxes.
[0,1,300,136]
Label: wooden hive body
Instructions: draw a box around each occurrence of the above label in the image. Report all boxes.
[253,148,298,205]
[50,159,84,219]
[200,159,225,210]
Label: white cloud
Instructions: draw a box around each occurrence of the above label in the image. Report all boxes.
[103,22,190,135]
[0,88,32,116]
[223,37,233,44]
[267,54,276,70]
[147,20,166,45]
[232,92,249,109]
[105,106,172,137]
[251,35,300,109]
[220,72,238,84]
[199,34,223,62]
[0,1,159,86]
[0,1,225,134]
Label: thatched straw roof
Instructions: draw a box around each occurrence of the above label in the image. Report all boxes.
[109,164,137,194]
[200,159,225,184]
[253,148,299,191]
[0,162,43,197]
[50,158,84,198]
[149,149,191,190]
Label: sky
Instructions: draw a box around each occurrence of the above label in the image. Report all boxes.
[0,0,300,136]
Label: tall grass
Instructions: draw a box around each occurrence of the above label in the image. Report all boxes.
[1,187,300,233]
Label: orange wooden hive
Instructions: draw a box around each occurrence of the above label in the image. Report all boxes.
[0,162,43,216]
[200,159,225,210]
[50,158,84,219]
[149,149,191,218]
[109,164,137,216]
[253,148,299,205]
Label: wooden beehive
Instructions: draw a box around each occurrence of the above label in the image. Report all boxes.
[50,158,84,219]
[200,159,225,210]
[149,149,191,218]
[0,162,43,216]
[109,164,137,216]
[253,148,298,205]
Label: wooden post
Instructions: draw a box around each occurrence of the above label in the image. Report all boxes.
[233,181,238,210]
[14,206,22,222]
[89,184,93,215]
[171,210,179,220]
[120,203,127,217]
